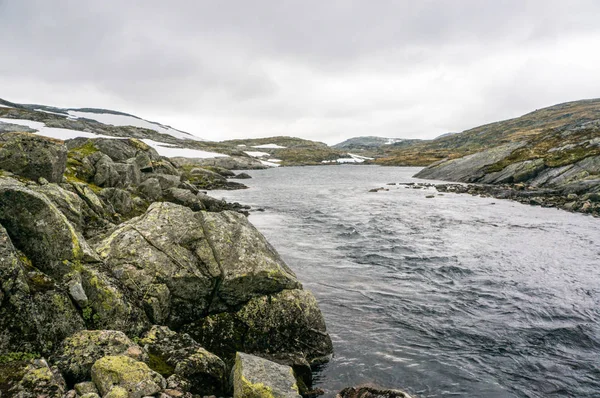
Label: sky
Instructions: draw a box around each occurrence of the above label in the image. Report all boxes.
[1,1,600,145]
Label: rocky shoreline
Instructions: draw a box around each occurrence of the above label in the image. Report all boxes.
[379,182,599,217]
[0,133,340,397]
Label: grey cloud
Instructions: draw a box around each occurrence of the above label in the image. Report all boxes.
[1,0,600,143]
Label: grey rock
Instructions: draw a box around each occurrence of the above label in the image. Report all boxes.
[0,132,67,183]
[53,330,148,384]
[91,355,166,398]
[232,352,300,398]
[138,177,163,201]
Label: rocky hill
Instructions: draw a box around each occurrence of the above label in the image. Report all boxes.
[375,98,600,166]
[412,100,600,216]
[0,99,367,168]
[0,129,335,396]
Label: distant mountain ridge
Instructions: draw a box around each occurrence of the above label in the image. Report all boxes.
[332,136,420,149]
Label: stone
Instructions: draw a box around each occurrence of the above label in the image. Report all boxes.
[34,182,85,231]
[138,178,162,201]
[232,352,300,398]
[336,385,413,398]
[232,172,252,179]
[94,154,122,187]
[75,381,99,395]
[53,330,148,384]
[91,355,166,398]
[0,358,67,398]
[140,326,227,395]
[0,132,67,183]
[101,188,136,216]
[163,187,206,211]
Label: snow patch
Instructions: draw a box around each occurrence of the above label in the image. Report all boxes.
[267,158,282,163]
[322,153,374,164]
[252,144,286,149]
[260,160,281,167]
[67,111,205,142]
[0,104,12,108]
[141,139,228,159]
[35,109,68,117]
[244,151,270,158]
[0,118,114,140]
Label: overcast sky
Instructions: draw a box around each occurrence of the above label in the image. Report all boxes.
[1,1,600,144]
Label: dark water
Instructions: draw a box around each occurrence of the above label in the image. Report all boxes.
[215,165,600,398]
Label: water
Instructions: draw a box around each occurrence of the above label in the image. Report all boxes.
[215,165,600,398]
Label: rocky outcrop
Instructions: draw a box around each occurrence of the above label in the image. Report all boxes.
[171,155,268,171]
[0,132,67,183]
[0,131,333,397]
[337,385,413,398]
[233,352,300,398]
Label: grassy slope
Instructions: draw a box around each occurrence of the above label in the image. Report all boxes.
[374,99,600,166]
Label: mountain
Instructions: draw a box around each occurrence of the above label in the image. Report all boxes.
[332,136,420,150]
[376,98,600,166]
[0,98,364,167]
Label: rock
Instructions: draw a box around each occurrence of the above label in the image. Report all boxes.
[163,188,206,211]
[138,177,163,201]
[232,352,300,398]
[185,289,333,370]
[146,173,181,190]
[425,195,435,198]
[75,381,99,395]
[152,160,181,176]
[91,355,166,398]
[95,203,300,326]
[171,156,267,171]
[52,330,148,384]
[81,393,102,398]
[104,386,128,398]
[34,182,85,230]
[336,385,413,398]
[0,180,93,276]
[232,172,252,179]
[0,219,85,355]
[101,188,136,216]
[0,358,67,398]
[140,326,227,395]
[94,154,122,187]
[134,152,154,172]
[0,132,67,183]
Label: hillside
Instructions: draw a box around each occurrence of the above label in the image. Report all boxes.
[375,98,600,166]
[222,136,361,166]
[412,100,600,215]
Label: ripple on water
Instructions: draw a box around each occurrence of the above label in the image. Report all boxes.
[215,166,600,398]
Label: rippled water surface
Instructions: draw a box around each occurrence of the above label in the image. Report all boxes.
[216,166,600,398]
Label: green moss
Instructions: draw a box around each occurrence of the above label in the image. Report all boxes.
[0,352,39,364]
[69,141,99,157]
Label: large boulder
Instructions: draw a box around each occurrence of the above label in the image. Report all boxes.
[0,179,95,276]
[232,352,300,398]
[183,289,333,371]
[140,326,227,395]
[94,202,300,327]
[91,355,166,398]
[0,132,67,183]
[52,330,148,384]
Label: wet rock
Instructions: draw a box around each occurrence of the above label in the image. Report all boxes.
[232,172,252,179]
[91,355,166,398]
[0,132,67,183]
[140,326,227,395]
[336,385,413,398]
[232,352,300,398]
[52,330,148,384]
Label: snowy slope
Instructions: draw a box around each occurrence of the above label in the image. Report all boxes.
[67,110,204,141]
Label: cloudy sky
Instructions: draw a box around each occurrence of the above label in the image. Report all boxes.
[1,1,599,144]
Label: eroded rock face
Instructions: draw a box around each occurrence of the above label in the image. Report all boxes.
[0,132,67,183]
[0,224,85,355]
[232,352,300,398]
[184,289,333,370]
[52,330,147,384]
[140,326,227,395]
[95,202,301,326]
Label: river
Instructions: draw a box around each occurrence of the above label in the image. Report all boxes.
[215,165,600,398]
